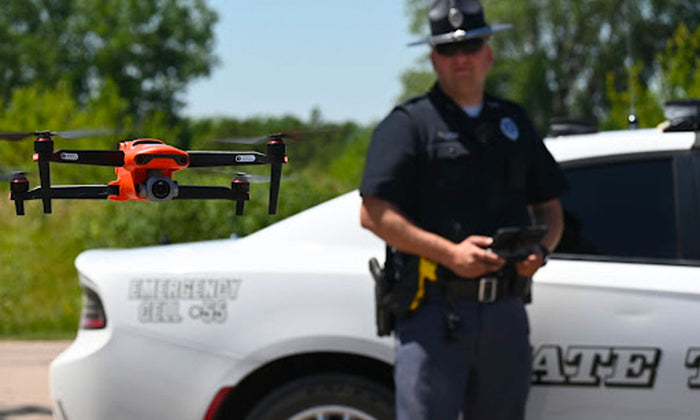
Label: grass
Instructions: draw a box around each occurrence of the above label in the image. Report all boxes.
[0,198,84,339]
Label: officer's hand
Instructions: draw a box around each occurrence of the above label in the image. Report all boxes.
[515,249,545,278]
[449,235,505,278]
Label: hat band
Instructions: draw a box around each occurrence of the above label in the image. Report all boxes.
[407,23,512,47]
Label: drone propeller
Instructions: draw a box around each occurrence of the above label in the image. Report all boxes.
[0,165,30,180]
[0,128,119,142]
[0,171,27,181]
[210,132,290,145]
[210,129,340,145]
[235,172,283,183]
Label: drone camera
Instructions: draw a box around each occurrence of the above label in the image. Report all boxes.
[141,176,179,202]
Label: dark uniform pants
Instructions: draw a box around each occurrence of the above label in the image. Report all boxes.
[394,297,532,420]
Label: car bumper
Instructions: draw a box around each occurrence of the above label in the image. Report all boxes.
[50,328,242,420]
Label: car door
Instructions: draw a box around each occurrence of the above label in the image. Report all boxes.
[526,149,700,420]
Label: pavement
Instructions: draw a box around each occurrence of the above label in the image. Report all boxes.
[0,341,71,420]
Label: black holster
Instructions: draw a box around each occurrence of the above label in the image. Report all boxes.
[369,245,396,336]
[369,247,420,336]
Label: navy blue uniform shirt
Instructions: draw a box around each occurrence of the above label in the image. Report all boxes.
[360,84,568,243]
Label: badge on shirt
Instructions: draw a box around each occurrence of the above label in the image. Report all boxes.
[436,131,460,141]
[500,117,519,141]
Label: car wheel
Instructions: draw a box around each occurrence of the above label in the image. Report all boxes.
[243,373,394,420]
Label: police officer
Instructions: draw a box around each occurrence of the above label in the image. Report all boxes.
[359,1,568,419]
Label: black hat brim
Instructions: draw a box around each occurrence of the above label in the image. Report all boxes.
[407,23,512,47]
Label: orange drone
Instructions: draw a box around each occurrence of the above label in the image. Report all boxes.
[2,130,287,216]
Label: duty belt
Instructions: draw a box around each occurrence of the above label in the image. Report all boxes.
[425,274,531,303]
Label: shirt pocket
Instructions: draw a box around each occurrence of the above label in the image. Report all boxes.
[504,157,528,192]
[434,140,470,159]
[429,141,473,191]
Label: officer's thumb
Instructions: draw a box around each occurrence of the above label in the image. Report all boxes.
[465,235,493,249]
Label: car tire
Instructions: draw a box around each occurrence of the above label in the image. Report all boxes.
[243,373,394,420]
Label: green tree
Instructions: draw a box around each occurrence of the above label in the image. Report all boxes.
[0,0,218,119]
[603,62,662,130]
[659,24,700,100]
[402,0,700,130]
[605,23,700,130]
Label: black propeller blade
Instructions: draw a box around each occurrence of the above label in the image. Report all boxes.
[0,128,119,142]
[234,172,272,183]
[0,171,27,181]
[210,129,339,145]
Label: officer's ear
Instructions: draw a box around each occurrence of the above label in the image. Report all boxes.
[484,44,495,70]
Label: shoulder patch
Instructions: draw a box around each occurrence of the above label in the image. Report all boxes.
[500,117,520,141]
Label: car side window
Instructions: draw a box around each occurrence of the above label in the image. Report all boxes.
[556,158,678,260]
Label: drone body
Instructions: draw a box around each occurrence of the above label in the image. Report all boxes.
[6,132,287,216]
[108,139,189,202]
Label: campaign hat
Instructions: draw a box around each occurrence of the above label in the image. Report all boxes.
[408,0,511,47]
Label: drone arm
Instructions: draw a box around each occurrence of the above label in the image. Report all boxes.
[33,138,54,213]
[13,185,118,200]
[266,141,286,215]
[42,185,119,199]
[177,181,250,215]
[187,151,268,167]
[176,185,248,200]
[51,150,125,166]
[10,183,119,215]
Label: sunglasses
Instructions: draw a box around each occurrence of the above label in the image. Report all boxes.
[434,39,486,56]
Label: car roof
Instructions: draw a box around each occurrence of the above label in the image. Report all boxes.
[544,128,697,163]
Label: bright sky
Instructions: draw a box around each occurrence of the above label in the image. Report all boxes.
[182,1,426,126]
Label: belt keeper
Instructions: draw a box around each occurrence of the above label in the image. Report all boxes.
[478,277,498,303]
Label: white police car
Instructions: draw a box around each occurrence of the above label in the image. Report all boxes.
[50,103,700,420]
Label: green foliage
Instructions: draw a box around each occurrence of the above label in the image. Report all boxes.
[659,24,700,100]
[405,0,432,37]
[397,67,436,103]
[488,50,554,128]
[603,63,663,130]
[0,81,129,172]
[604,23,700,130]
[0,200,85,338]
[0,0,218,118]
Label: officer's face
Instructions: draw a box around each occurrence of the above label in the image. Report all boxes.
[430,42,494,105]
